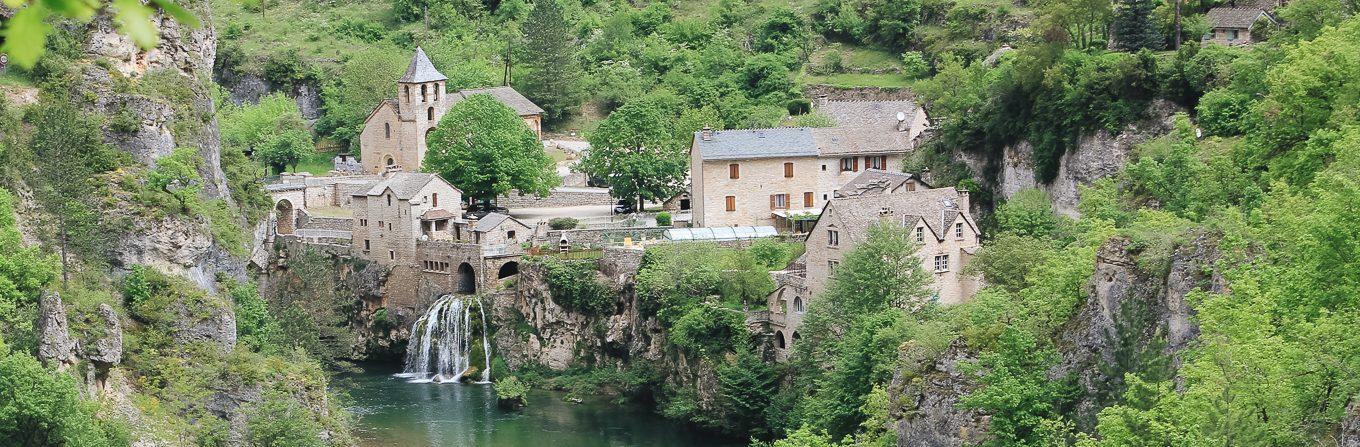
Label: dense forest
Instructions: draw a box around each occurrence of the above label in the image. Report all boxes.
[1,0,1359,444]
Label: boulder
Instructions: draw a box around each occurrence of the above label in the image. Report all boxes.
[37,291,78,371]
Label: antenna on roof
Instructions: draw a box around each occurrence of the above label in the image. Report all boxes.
[896,111,908,132]
[896,111,906,121]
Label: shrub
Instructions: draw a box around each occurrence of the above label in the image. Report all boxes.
[669,303,744,356]
[548,217,580,230]
[655,211,672,226]
[541,258,613,315]
[1196,88,1254,136]
[902,51,930,78]
[495,376,529,410]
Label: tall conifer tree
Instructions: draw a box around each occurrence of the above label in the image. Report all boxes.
[518,0,585,122]
[1112,0,1162,51]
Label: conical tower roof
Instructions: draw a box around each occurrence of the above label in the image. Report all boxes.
[398,47,447,83]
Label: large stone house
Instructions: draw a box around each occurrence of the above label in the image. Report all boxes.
[689,98,929,231]
[350,172,465,266]
[757,170,981,360]
[358,48,544,174]
[1203,0,1279,46]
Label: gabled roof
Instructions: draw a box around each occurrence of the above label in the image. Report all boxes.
[835,169,931,198]
[819,100,921,132]
[693,128,820,160]
[420,209,456,221]
[473,213,530,233]
[1205,7,1270,29]
[399,47,447,83]
[352,172,457,200]
[455,87,544,116]
[813,186,973,245]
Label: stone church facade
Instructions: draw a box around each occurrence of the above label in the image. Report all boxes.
[358,47,545,174]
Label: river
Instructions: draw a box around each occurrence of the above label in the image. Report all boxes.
[343,364,746,447]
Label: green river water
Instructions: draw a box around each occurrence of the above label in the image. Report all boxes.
[343,364,745,447]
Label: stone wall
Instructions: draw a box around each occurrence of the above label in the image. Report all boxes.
[543,227,668,248]
[300,216,352,232]
[496,187,615,209]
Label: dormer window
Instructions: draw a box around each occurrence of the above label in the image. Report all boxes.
[915,226,924,243]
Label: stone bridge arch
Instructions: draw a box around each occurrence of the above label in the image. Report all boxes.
[275,199,297,235]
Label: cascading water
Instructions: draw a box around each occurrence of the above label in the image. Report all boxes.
[398,295,492,384]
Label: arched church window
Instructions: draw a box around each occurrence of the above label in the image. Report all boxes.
[793,296,805,313]
[427,107,434,121]
[420,84,428,102]
[404,86,410,101]
[384,123,390,139]
[433,83,440,101]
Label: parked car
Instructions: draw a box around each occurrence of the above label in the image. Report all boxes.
[613,200,636,214]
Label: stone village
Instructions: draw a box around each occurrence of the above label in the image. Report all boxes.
[264,48,981,361]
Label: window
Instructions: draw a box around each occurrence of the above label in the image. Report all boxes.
[387,195,392,206]
[420,84,427,101]
[828,260,840,274]
[915,226,924,243]
[804,192,814,208]
[404,85,410,101]
[364,239,370,251]
[725,196,736,212]
[424,261,450,272]
[933,254,950,272]
[433,83,440,101]
[507,230,517,241]
[432,193,439,207]
[955,222,964,238]
[783,162,794,178]
[770,194,789,210]
[427,107,434,121]
[389,250,396,260]
[729,163,740,179]
[1227,29,1239,40]
[821,164,827,171]
[793,296,805,313]
[388,222,393,231]
[384,122,391,139]
[906,182,916,192]
[866,155,886,170]
[827,229,840,246]
[840,157,855,172]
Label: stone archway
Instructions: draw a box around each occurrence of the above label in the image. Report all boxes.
[275,199,296,235]
[456,262,476,294]
[775,330,786,349]
[497,261,520,279]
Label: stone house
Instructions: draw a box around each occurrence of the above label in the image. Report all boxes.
[469,213,532,256]
[689,98,929,231]
[350,172,465,266]
[358,47,544,174]
[1203,0,1279,46]
[758,170,981,360]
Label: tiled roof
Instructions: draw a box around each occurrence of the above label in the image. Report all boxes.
[694,128,820,160]
[1206,7,1268,29]
[820,100,921,133]
[455,87,544,116]
[399,47,447,83]
[817,187,972,244]
[835,169,930,198]
[420,209,456,220]
[473,212,529,232]
[352,172,447,200]
[813,127,916,156]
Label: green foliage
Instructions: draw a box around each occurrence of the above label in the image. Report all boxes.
[713,348,779,437]
[668,303,745,356]
[637,243,724,327]
[547,217,580,230]
[519,0,587,122]
[540,257,613,315]
[749,239,803,270]
[900,51,929,79]
[316,49,407,151]
[264,247,361,368]
[1196,88,1253,136]
[994,189,1062,238]
[966,234,1055,294]
[425,94,558,207]
[494,376,529,410]
[655,211,672,226]
[0,188,60,347]
[960,327,1073,447]
[146,147,203,213]
[718,251,775,307]
[0,338,125,446]
[0,0,197,69]
[579,98,689,209]
[228,279,280,354]
[1111,0,1162,51]
[244,391,328,447]
[219,92,313,175]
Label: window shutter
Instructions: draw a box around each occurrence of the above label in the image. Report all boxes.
[784,162,793,178]
[770,195,777,210]
[853,157,859,171]
[804,192,813,207]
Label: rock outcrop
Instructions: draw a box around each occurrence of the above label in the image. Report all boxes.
[170,295,237,354]
[1054,234,1225,427]
[37,291,79,371]
[957,100,1180,217]
[1342,400,1360,447]
[891,340,989,446]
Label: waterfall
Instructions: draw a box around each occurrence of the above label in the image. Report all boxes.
[398,295,492,384]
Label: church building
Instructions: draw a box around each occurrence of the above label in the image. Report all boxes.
[358,48,544,174]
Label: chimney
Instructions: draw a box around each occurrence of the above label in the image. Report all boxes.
[921,167,932,185]
[816,94,829,109]
[701,126,713,141]
[956,186,971,210]
[896,110,909,132]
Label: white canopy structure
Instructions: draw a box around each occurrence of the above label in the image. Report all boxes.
[664,226,778,242]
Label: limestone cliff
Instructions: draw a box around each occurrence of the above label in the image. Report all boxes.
[955,100,1180,217]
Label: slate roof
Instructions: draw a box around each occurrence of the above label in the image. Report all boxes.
[352,172,451,200]
[473,212,529,232]
[820,100,921,133]
[420,209,456,220]
[813,127,917,156]
[1206,7,1269,29]
[693,128,820,160]
[834,169,931,198]
[399,47,447,83]
[816,187,973,244]
[454,87,544,116]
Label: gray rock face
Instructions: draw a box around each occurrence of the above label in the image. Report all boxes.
[170,296,237,354]
[1054,235,1224,428]
[86,304,124,367]
[1342,400,1360,447]
[892,340,989,447]
[37,291,78,371]
[111,214,246,293]
[957,100,1180,217]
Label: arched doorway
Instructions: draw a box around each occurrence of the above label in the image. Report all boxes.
[384,155,395,167]
[275,199,295,235]
[456,263,476,294]
[775,331,786,349]
[792,332,801,344]
[497,261,519,279]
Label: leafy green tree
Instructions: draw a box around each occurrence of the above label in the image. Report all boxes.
[518,0,586,122]
[495,376,529,410]
[1112,0,1162,51]
[0,338,122,446]
[754,8,808,55]
[579,99,688,210]
[822,223,932,319]
[669,303,745,356]
[424,94,558,209]
[0,189,59,349]
[960,327,1073,447]
[316,49,407,151]
[715,349,779,437]
[219,92,313,174]
[994,189,1062,238]
[720,251,775,309]
[256,127,312,175]
[739,54,796,100]
[1035,0,1112,49]
[147,147,203,213]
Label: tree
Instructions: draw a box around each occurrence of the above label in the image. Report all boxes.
[994,189,1062,238]
[0,189,59,350]
[518,0,586,122]
[1112,0,1162,51]
[0,338,121,446]
[424,94,558,208]
[220,92,313,174]
[316,50,407,151]
[147,147,204,213]
[819,223,932,319]
[960,327,1072,447]
[256,127,312,175]
[720,251,775,309]
[578,99,688,211]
